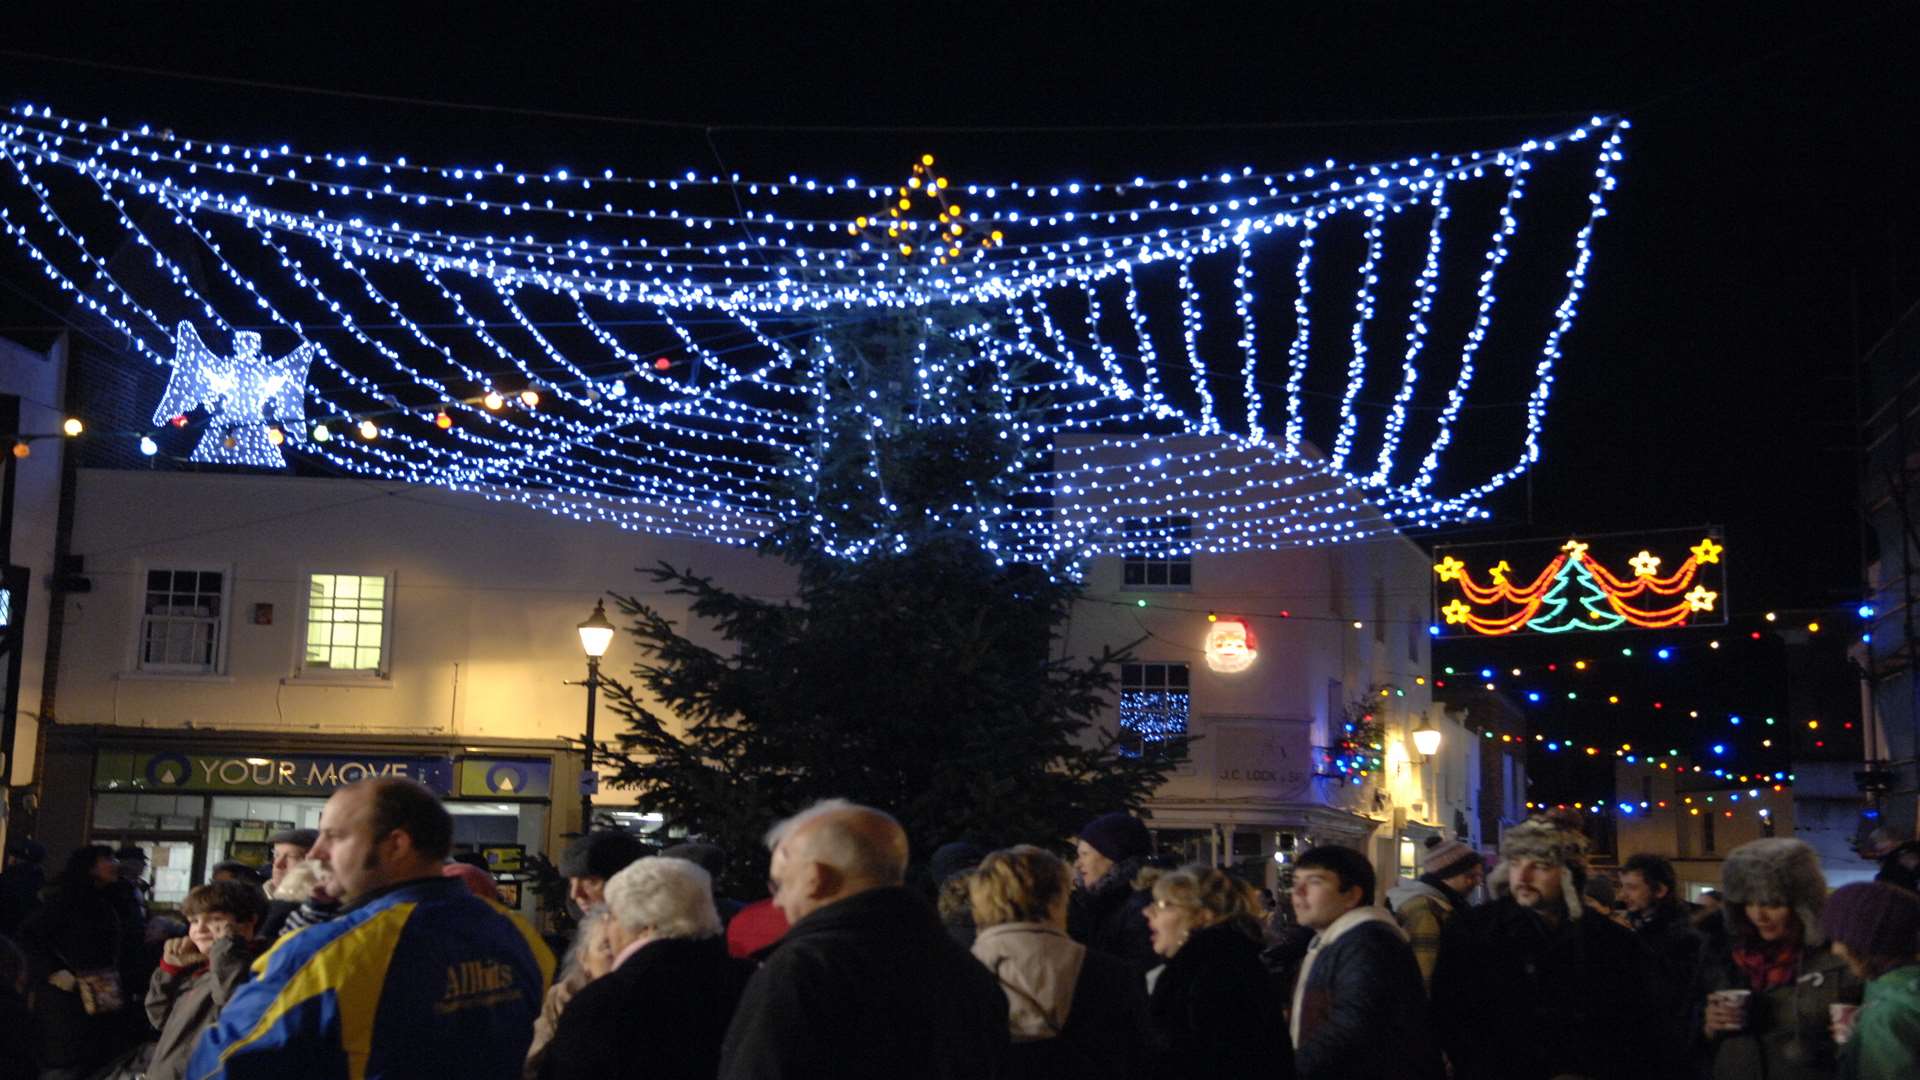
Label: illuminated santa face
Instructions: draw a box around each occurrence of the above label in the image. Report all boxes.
[1204,618,1258,673]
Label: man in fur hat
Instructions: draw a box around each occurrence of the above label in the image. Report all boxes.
[1430,812,1664,1080]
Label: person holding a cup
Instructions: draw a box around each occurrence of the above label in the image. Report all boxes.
[1694,838,1862,1080]
[1820,881,1920,1080]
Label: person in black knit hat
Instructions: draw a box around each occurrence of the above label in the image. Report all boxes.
[1067,812,1157,971]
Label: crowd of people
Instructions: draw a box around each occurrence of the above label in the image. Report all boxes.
[1,783,1917,1080]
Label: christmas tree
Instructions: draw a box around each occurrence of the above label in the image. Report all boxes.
[1528,554,1627,634]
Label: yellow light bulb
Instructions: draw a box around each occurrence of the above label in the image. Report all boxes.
[899,198,912,211]
[900,243,913,255]
[855,216,868,228]
[921,154,935,166]
[520,389,540,408]
[948,203,961,216]
[358,419,379,440]
[11,442,29,459]
[62,417,83,436]
[948,246,960,256]
[484,391,505,410]
[949,223,963,235]
[935,177,948,189]
[267,427,285,446]
[908,177,922,189]
[434,411,453,430]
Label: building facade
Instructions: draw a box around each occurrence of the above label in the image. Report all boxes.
[1063,530,1470,894]
[1859,298,1920,865]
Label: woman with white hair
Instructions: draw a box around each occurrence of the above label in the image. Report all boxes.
[540,856,755,1080]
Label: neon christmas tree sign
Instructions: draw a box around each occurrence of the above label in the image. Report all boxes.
[1435,535,1726,637]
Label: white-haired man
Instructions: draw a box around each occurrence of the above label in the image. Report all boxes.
[542,857,754,1080]
[1429,813,1662,1080]
[718,799,1008,1079]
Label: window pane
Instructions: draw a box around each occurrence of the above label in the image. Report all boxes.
[1146,563,1168,586]
[1169,563,1191,586]
[1167,664,1189,688]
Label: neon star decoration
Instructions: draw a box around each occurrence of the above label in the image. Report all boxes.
[154,322,314,468]
[0,104,1630,568]
[1434,537,1727,636]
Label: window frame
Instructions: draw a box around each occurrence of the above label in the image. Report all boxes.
[130,562,235,677]
[1117,661,1191,756]
[1119,515,1195,590]
[293,569,396,681]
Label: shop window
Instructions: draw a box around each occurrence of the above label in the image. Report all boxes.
[302,572,391,675]
[1119,662,1189,755]
[1121,516,1193,588]
[139,567,229,673]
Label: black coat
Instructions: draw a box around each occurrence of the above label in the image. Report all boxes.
[1292,917,1440,1080]
[1430,897,1662,1080]
[1070,859,1155,972]
[1002,947,1151,1080]
[15,880,146,1069]
[1630,899,1706,1074]
[1147,923,1291,1080]
[718,886,1009,1080]
[542,934,752,1080]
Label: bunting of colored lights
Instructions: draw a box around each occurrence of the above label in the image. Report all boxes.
[0,103,1628,568]
[1437,536,1723,636]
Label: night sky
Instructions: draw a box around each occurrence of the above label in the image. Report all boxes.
[3,3,1917,804]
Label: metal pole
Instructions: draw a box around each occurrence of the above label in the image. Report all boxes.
[580,655,599,833]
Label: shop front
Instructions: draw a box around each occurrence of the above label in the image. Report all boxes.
[41,727,569,913]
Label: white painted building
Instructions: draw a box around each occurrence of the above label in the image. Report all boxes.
[1056,436,1468,894]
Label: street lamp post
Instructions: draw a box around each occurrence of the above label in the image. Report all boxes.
[575,599,616,832]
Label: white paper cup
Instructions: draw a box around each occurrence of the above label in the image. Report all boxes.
[1710,989,1752,1029]
[1830,1003,1861,1045]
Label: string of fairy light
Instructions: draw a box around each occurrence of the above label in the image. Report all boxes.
[0,103,1629,571]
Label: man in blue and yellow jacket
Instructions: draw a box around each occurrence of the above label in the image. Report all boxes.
[189,778,554,1080]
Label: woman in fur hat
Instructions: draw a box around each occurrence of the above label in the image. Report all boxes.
[1693,838,1862,1080]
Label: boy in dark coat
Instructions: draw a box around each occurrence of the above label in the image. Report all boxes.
[1289,845,1440,1080]
[143,880,268,1080]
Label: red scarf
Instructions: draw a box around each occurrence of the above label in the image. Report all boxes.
[1732,938,1802,992]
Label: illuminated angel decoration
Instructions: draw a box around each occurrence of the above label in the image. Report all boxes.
[153,321,314,468]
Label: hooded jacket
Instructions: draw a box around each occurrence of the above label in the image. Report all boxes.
[187,875,555,1080]
[1431,895,1662,1080]
[717,885,1008,1080]
[1290,906,1440,1080]
[1839,963,1920,1080]
[1384,877,1462,989]
[144,934,264,1080]
[1693,838,1861,1080]
[971,922,1149,1080]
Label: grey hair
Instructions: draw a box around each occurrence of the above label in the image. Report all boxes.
[604,856,721,940]
[560,907,608,979]
[763,798,908,886]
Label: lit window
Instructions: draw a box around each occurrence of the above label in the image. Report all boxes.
[1119,662,1189,756]
[1121,516,1193,588]
[303,573,389,673]
[1398,836,1419,879]
[139,568,227,673]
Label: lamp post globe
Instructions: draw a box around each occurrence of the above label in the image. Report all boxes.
[1412,716,1442,759]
